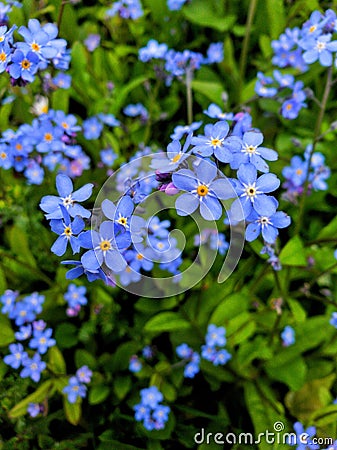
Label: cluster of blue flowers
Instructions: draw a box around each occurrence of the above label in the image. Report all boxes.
[64,283,88,317]
[256,10,337,120]
[194,229,229,256]
[138,39,224,85]
[82,114,120,140]
[106,0,143,20]
[255,71,307,119]
[0,109,90,184]
[62,365,92,404]
[134,386,170,431]
[282,146,330,203]
[0,18,70,86]
[176,324,231,379]
[1,290,55,382]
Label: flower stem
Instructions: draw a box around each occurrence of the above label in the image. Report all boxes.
[185,68,193,125]
[295,66,333,235]
[238,0,258,100]
[57,1,67,30]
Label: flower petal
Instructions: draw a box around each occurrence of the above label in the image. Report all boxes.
[175,192,199,216]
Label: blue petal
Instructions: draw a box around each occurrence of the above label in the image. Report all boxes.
[245,222,261,241]
[72,216,85,234]
[237,163,257,185]
[102,199,116,220]
[56,174,73,197]
[116,195,134,218]
[200,196,222,220]
[214,145,232,163]
[99,220,114,240]
[243,130,263,147]
[319,50,332,67]
[271,211,291,228]
[230,197,251,221]
[258,146,278,161]
[105,249,127,273]
[69,236,81,254]
[209,178,235,200]
[262,225,278,243]
[175,193,199,216]
[72,183,94,202]
[69,204,91,218]
[196,160,217,184]
[81,249,101,270]
[172,169,197,191]
[51,235,68,256]
[256,173,280,193]
[250,154,269,173]
[253,195,277,216]
[50,219,64,235]
[78,230,94,249]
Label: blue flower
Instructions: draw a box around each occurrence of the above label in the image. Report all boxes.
[52,72,71,88]
[63,376,87,403]
[140,386,163,409]
[209,232,229,255]
[167,0,187,11]
[123,103,148,120]
[205,324,226,347]
[15,325,32,341]
[81,221,129,274]
[255,72,278,97]
[299,34,337,67]
[176,343,193,359]
[184,353,200,378]
[84,33,101,52]
[205,42,224,64]
[50,207,85,256]
[4,343,28,369]
[76,365,92,383]
[151,133,192,173]
[170,121,202,140]
[64,284,87,308]
[20,353,46,382]
[203,103,234,120]
[9,49,39,82]
[0,41,11,73]
[287,422,319,449]
[27,403,41,417]
[29,328,56,354]
[173,159,233,221]
[191,120,241,162]
[129,355,142,373]
[330,312,337,328]
[213,349,232,366]
[1,289,18,315]
[245,206,291,244]
[230,163,280,221]
[281,326,295,346]
[83,117,103,140]
[106,0,144,19]
[40,173,93,219]
[230,130,278,173]
[139,39,168,62]
[100,148,117,167]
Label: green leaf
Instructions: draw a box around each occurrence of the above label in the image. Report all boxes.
[89,385,110,405]
[48,346,66,375]
[8,380,53,419]
[8,225,36,267]
[114,376,132,400]
[75,349,97,370]
[192,80,224,105]
[317,215,337,240]
[226,312,256,346]
[265,356,307,391]
[279,236,307,266]
[63,398,82,426]
[183,0,235,31]
[310,404,337,427]
[209,291,251,324]
[144,312,191,333]
[0,314,14,347]
[266,0,285,39]
[55,323,78,349]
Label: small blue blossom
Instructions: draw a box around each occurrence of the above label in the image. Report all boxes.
[29,328,56,354]
[4,343,28,369]
[9,49,39,82]
[330,312,337,328]
[64,284,87,309]
[63,376,87,403]
[84,33,101,52]
[287,422,319,449]
[50,206,85,256]
[281,326,295,346]
[167,0,187,10]
[205,324,226,347]
[139,39,168,62]
[100,148,117,167]
[299,33,337,67]
[27,403,42,417]
[20,353,46,382]
[129,355,142,373]
[76,365,92,383]
[245,205,291,244]
[83,117,103,140]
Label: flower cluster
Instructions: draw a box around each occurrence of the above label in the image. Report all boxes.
[0,109,89,184]
[134,386,170,431]
[1,290,55,382]
[138,39,224,85]
[282,146,330,203]
[176,324,231,379]
[287,422,319,449]
[64,283,88,317]
[255,71,307,119]
[106,0,143,20]
[62,365,92,404]
[194,229,229,256]
[0,18,70,86]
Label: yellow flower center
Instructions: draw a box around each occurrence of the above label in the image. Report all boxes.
[39,337,47,344]
[100,240,111,251]
[136,253,144,260]
[44,133,53,142]
[15,143,23,151]
[245,144,257,154]
[62,122,69,129]
[0,152,7,159]
[309,25,317,33]
[21,59,31,70]
[286,103,292,110]
[211,138,222,147]
[31,42,40,52]
[246,186,256,197]
[41,105,48,114]
[64,227,72,237]
[171,153,182,163]
[117,216,128,227]
[197,185,209,196]
[296,169,303,175]
[0,51,6,62]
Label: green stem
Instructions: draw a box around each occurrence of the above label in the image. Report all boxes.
[57,1,66,30]
[238,0,258,99]
[185,68,193,125]
[295,66,333,235]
